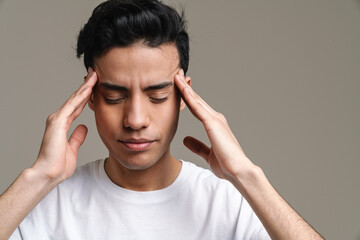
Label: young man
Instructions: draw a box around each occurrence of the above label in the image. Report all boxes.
[0,0,323,239]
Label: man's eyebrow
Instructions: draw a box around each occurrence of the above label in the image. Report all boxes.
[100,82,128,91]
[100,81,174,91]
[144,81,173,91]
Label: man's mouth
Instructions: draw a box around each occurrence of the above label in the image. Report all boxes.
[118,138,155,151]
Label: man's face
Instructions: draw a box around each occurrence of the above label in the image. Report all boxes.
[90,43,187,170]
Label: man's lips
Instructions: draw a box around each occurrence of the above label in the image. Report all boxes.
[118,138,155,151]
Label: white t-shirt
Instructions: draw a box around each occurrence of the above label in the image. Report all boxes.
[10,159,270,240]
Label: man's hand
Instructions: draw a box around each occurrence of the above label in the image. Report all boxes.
[174,69,255,184]
[174,69,323,240]
[0,68,97,239]
[33,68,97,183]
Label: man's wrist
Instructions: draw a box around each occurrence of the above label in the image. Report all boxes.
[228,161,265,199]
[24,166,61,191]
[0,165,60,239]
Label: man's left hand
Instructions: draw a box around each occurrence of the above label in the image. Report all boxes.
[174,69,256,183]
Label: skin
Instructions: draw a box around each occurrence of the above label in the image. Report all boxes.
[0,43,323,239]
[174,69,324,239]
[89,43,190,191]
[0,67,97,239]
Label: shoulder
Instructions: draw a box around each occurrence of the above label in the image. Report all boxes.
[35,159,103,207]
[59,159,102,191]
[181,160,235,187]
[16,159,104,234]
[180,160,242,199]
[180,160,269,238]
[67,159,102,182]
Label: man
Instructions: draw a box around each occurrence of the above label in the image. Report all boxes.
[0,0,323,239]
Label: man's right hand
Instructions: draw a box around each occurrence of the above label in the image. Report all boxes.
[0,68,97,239]
[32,68,97,183]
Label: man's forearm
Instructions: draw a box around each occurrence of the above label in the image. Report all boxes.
[0,69,96,239]
[231,164,323,240]
[0,168,58,239]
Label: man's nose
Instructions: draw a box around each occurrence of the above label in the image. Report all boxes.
[123,96,150,130]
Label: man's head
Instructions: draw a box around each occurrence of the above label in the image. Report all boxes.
[76,0,189,74]
[76,0,191,171]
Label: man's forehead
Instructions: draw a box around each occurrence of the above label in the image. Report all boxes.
[93,44,180,87]
[95,66,179,87]
[94,44,180,68]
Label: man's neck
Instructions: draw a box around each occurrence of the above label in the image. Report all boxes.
[104,152,182,191]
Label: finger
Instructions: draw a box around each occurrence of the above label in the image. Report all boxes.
[78,67,97,93]
[59,69,97,119]
[178,70,216,114]
[68,75,97,123]
[178,90,201,121]
[66,93,92,130]
[68,124,88,153]
[174,71,217,123]
[68,67,96,100]
[183,136,211,160]
[175,74,207,121]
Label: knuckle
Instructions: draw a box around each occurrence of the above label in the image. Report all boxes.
[47,113,55,121]
[46,113,56,126]
[216,112,226,120]
[215,112,228,124]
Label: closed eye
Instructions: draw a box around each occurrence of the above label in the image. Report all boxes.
[150,97,168,103]
[104,97,125,104]
[104,97,167,104]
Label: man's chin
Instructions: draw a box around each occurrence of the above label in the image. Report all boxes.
[108,146,171,172]
[113,156,160,172]
[122,162,154,171]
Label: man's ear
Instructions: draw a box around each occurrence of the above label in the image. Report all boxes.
[180,76,191,111]
[88,94,95,111]
[84,76,95,111]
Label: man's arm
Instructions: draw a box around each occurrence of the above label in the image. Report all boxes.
[0,69,97,239]
[174,69,323,239]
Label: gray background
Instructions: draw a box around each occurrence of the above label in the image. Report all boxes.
[0,0,359,239]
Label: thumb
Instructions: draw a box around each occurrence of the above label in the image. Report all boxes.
[68,124,88,153]
[183,136,210,160]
